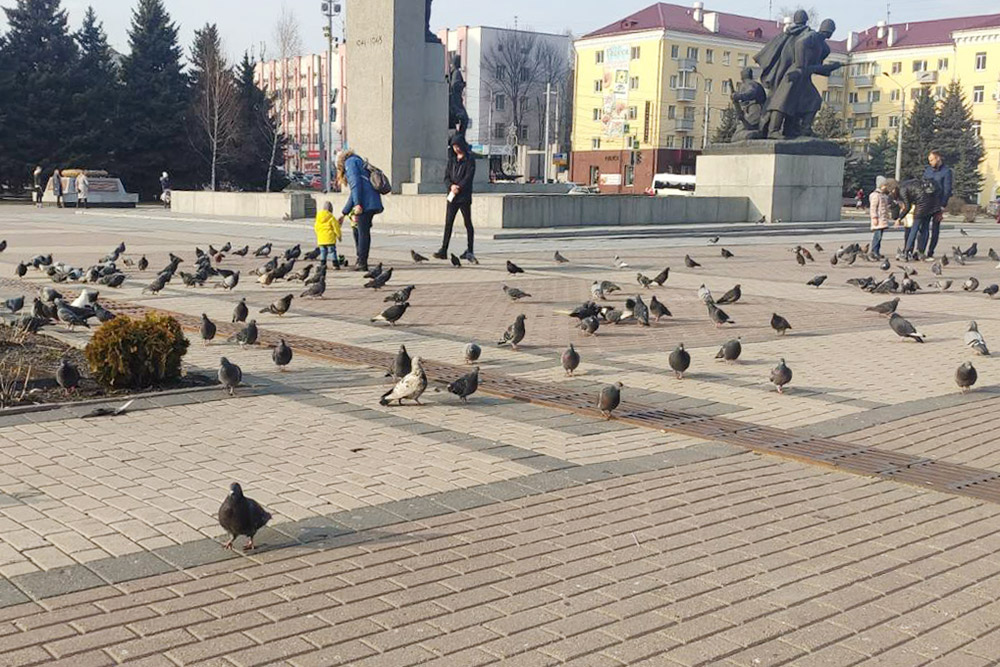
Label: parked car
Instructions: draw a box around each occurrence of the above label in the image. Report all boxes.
[567,184,599,195]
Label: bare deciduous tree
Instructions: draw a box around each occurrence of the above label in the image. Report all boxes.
[261,3,303,190]
[483,30,545,147]
[191,24,239,191]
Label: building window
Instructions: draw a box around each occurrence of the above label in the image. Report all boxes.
[891,61,901,74]
[737,53,748,67]
[722,80,732,94]
[629,76,639,90]
[592,108,600,121]
[627,106,638,120]
[848,91,858,103]
[681,136,694,149]
[595,51,604,64]
[670,44,679,58]
[972,120,981,137]
[495,64,507,79]
[934,85,945,99]
[630,46,641,60]
[975,52,987,70]
[722,51,731,65]
[594,79,603,92]
[492,123,504,139]
[518,125,528,140]
[683,107,695,121]
[669,75,677,89]
[665,135,675,148]
[667,105,676,119]
[495,94,505,110]
[869,90,880,103]
[889,89,900,102]
[686,46,699,60]
[624,164,635,187]
[589,165,600,185]
[870,116,879,128]
[591,137,601,150]
[912,60,927,72]
[889,115,899,128]
[938,57,949,70]
[973,86,985,103]
[706,49,714,64]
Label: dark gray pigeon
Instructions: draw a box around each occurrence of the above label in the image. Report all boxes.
[300,279,326,299]
[985,285,999,298]
[649,296,671,321]
[55,358,80,393]
[770,313,792,335]
[372,302,409,326]
[15,262,27,277]
[503,285,531,301]
[715,337,742,363]
[668,344,691,379]
[770,358,792,394]
[497,314,526,349]
[272,339,293,370]
[230,320,258,347]
[554,251,569,263]
[633,295,650,326]
[865,297,899,316]
[562,344,580,376]
[411,250,428,263]
[260,294,293,317]
[143,273,168,295]
[956,362,978,393]
[506,260,524,275]
[578,315,599,336]
[200,314,217,344]
[447,367,479,402]
[233,298,248,323]
[806,275,828,288]
[218,483,271,551]
[598,382,623,420]
[715,284,741,304]
[219,357,243,395]
[889,313,925,342]
[652,267,669,285]
[684,255,700,268]
[388,345,412,380]
[721,248,734,259]
[708,302,734,328]
[4,296,24,313]
[464,342,481,364]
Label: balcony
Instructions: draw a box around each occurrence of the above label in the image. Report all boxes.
[674,118,695,132]
[826,101,844,113]
[852,75,873,87]
[915,70,938,84]
[675,87,697,102]
[851,101,873,114]
[676,57,697,72]
[827,72,845,87]
[852,128,870,139]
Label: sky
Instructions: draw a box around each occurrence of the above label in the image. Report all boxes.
[2,0,997,60]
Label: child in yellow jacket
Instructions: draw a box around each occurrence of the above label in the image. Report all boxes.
[314,202,342,269]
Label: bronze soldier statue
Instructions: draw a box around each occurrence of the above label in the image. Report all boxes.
[448,54,470,135]
[729,67,766,141]
[425,0,441,43]
[754,10,809,139]
[793,19,843,136]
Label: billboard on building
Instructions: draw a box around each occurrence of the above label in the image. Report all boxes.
[601,45,630,138]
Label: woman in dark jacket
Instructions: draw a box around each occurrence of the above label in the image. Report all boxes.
[435,135,476,263]
[336,150,384,272]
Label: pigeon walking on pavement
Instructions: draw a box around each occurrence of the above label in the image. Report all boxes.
[447,367,480,402]
[770,358,792,394]
[598,382,623,420]
[956,362,978,393]
[503,285,531,301]
[684,255,701,268]
[260,294,293,317]
[652,267,669,285]
[272,339,293,371]
[218,357,243,396]
[649,296,671,322]
[229,320,258,347]
[372,302,409,326]
[715,337,742,363]
[497,314,526,350]
[200,314,217,344]
[506,260,525,275]
[218,483,271,551]
[388,345,412,380]
[965,321,990,355]
[379,357,427,406]
[770,313,792,335]
[715,284,741,305]
[562,344,580,376]
[889,313,925,342]
[232,298,248,323]
[708,302,734,328]
[554,251,569,263]
[668,344,691,379]
[865,297,900,316]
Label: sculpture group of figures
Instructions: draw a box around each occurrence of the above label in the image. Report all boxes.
[424,0,470,139]
[728,11,843,142]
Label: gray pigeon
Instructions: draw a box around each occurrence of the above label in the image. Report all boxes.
[985,285,999,298]
[272,339,293,370]
[770,358,792,394]
[651,267,670,286]
[668,344,691,379]
[218,483,271,551]
[260,294,293,317]
[865,297,899,316]
[715,337,742,363]
[956,362,978,393]
[230,320,258,347]
[218,357,243,396]
[649,296,671,321]
[770,313,792,335]
[889,313,925,342]
[4,295,24,313]
[708,302,734,328]
[633,295,650,326]
[636,273,652,289]
[200,313,217,344]
[55,358,80,393]
[388,345,412,380]
[806,275,828,288]
[562,344,580,376]
[300,279,326,299]
[503,285,532,301]
[143,273,168,295]
[965,321,990,356]
[372,302,409,326]
[380,357,427,406]
[497,314,526,349]
[464,342,481,364]
[578,315,599,336]
[447,367,480,402]
[964,277,980,292]
[384,285,415,303]
[554,251,569,263]
[598,382,623,420]
[232,298,248,323]
[716,284,742,305]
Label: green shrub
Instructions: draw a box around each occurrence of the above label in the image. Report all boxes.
[84,313,189,389]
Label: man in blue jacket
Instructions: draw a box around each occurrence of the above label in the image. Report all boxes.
[920,150,953,259]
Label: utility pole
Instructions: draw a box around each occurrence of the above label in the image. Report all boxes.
[702,87,711,149]
[883,72,906,181]
[314,53,325,189]
[321,1,340,193]
[543,82,552,182]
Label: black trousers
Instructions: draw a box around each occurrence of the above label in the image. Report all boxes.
[442,199,473,254]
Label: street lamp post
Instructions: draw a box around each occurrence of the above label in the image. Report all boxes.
[321,1,341,193]
[882,72,914,182]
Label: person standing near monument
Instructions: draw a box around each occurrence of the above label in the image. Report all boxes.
[435,135,477,263]
[869,176,896,258]
[32,166,43,208]
[898,177,942,260]
[336,150,383,272]
[160,171,171,208]
[314,201,342,270]
[51,168,64,208]
[921,150,953,259]
[75,171,90,209]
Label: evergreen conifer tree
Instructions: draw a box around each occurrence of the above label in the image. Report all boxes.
[935,80,984,203]
[72,6,118,169]
[711,107,738,144]
[227,53,288,191]
[900,89,936,181]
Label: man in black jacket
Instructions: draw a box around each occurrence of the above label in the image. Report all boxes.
[434,135,477,263]
[896,177,942,260]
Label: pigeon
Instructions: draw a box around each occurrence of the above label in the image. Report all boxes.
[795,251,806,266]
[668,344,691,379]
[55,358,80,393]
[598,382,623,420]
[652,267,669,285]
[770,313,792,336]
[814,243,824,252]
[697,284,713,304]
[708,236,720,244]
[889,313,925,342]
[716,284,742,305]
[253,243,272,257]
[143,273,168,295]
[363,263,383,280]
[991,248,1000,263]
[300,280,326,299]
[866,297,900,316]
[447,367,479,402]
[55,300,91,329]
[0,240,6,252]
[4,296,24,314]
[384,285,415,303]
[799,247,815,262]
[613,255,629,269]
[806,275,828,288]
[830,254,839,267]
[200,314,217,344]
[770,358,792,394]
[218,483,271,551]
[464,342,481,364]
[304,265,327,285]
[218,357,243,396]
[960,228,969,237]
[561,344,580,376]
[964,277,980,292]
[230,320,258,347]
[578,315,600,336]
[450,253,461,268]
[93,304,116,323]
[985,285,1000,298]
[283,244,302,260]
[15,262,27,278]
[411,250,428,263]
[372,302,409,326]
[287,264,314,282]
[301,247,320,262]
[721,248,734,259]
[633,295,650,326]
[591,280,621,301]
[931,261,942,276]
[388,345,412,380]
[497,314,526,349]
[554,251,569,263]
[104,273,126,288]
[379,357,427,406]
[503,285,532,301]
[260,294,293,317]
[956,362,978,393]
[232,298,248,323]
[137,256,149,271]
[272,339,293,371]
[649,296,671,321]
[715,337,742,363]
[232,246,249,257]
[684,255,700,268]
[42,287,63,303]
[933,280,953,291]
[506,260,525,275]
[879,258,890,271]
[708,302,734,327]
[636,273,652,289]
[965,321,990,356]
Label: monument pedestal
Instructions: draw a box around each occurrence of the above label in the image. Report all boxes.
[695,139,845,222]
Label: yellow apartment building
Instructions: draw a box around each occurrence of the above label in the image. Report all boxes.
[843,14,1000,204]
[570,2,845,193]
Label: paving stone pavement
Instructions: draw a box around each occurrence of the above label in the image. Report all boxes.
[2,206,1000,664]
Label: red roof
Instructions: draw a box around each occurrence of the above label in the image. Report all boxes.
[583,3,846,53]
[851,13,1000,52]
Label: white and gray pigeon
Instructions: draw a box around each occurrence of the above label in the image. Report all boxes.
[464,342,481,364]
[697,284,713,304]
[379,357,427,406]
[497,314,526,349]
[965,321,990,355]
[889,313,925,343]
